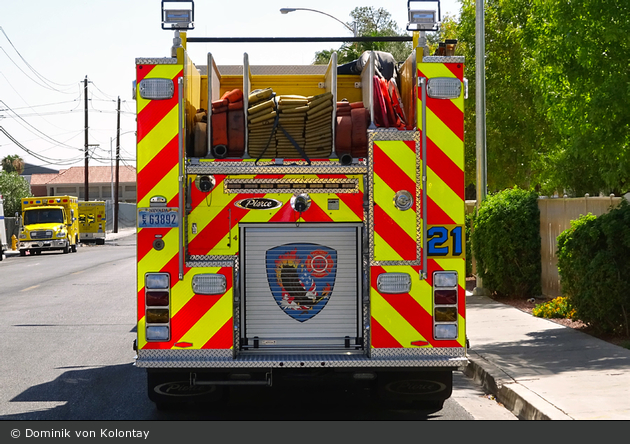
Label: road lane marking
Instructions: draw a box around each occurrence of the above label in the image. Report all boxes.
[21,284,40,292]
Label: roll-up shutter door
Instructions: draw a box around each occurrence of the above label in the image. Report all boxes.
[241,224,361,350]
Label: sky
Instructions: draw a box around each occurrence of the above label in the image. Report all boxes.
[0,0,462,172]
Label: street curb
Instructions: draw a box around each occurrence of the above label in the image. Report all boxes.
[464,350,573,420]
[105,229,136,241]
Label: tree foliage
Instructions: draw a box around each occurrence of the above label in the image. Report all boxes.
[457,0,629,196]
[313,7,412,64]
[1,154,25,175]
[0,171,32,216]
[525,0,630,196]
[458,0,553,193]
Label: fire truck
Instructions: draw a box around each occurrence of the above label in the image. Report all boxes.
[134,0,466,410]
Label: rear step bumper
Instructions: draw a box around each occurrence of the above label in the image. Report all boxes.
[136,349,467,369]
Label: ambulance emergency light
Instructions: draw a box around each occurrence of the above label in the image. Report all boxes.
[407,0,440,32]
[161,1,194,30]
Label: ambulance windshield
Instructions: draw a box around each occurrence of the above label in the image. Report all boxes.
[24,208,64,225]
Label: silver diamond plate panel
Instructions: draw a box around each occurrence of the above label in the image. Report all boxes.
[136,57,179,65]
[187,260,234,268]
[135,349,467,369]
[224,178,360,194]
[187,255,236,268]
[367,129,423,267]
[187,160,367,176]
[421,56,465,64]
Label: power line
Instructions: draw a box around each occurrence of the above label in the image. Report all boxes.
[0,126,84,166]
[0,100,83,151]
[0,26,77,91]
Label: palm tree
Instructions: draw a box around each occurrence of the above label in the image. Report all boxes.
[1,155,25,175]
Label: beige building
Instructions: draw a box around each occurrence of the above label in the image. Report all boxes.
[29,166,137,202]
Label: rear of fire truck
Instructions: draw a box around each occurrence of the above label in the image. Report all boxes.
[134,0,467,410]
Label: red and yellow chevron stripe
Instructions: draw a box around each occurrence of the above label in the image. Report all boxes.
[372,139,418,262]
[138,267,233,350]
[418,61,465,227]
[370,259,465,349]
[187,174,364,256]
[369,57,466,350]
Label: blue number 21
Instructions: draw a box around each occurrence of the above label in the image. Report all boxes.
[427,226,463,256]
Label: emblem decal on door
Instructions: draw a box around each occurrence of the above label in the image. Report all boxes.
[266,243,337,322]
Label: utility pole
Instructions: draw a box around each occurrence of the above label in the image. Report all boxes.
[114,96,120,233]
[84,76,89,202]
[474,0,489,296]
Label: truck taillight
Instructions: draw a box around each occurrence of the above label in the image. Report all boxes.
[145,273,170,342]
[433,271,458,340]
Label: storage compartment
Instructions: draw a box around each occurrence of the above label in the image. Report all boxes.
[192,50,416,160]
[240,224,362,351]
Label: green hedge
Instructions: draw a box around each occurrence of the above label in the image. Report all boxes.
[472,187,541,298]
[557,200,630,336]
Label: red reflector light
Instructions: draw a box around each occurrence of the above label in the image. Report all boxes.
[434,289,457,305]
[146,291,169,306]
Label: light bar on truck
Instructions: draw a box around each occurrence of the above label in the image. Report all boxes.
[192,274,226,295]
[138,78,174,100]
[377,273,412,294]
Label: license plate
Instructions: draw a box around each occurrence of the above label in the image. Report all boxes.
[138,208,179,228]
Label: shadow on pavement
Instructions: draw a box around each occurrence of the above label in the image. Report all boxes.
[2,363,441,421]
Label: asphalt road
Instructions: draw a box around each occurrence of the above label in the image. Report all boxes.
[0,235,515,421]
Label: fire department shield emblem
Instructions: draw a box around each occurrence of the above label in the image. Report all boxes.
[266,243,337,322]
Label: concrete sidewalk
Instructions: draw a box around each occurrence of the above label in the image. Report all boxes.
[464,292,630,420]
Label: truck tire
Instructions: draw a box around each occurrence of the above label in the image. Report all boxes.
[146,370,226,410]
[63,241,69,254]
[376,370,452,412]
[20,250,26,257]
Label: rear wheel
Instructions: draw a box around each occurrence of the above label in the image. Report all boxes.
[147,370,226,410]
[376,370,452,413]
